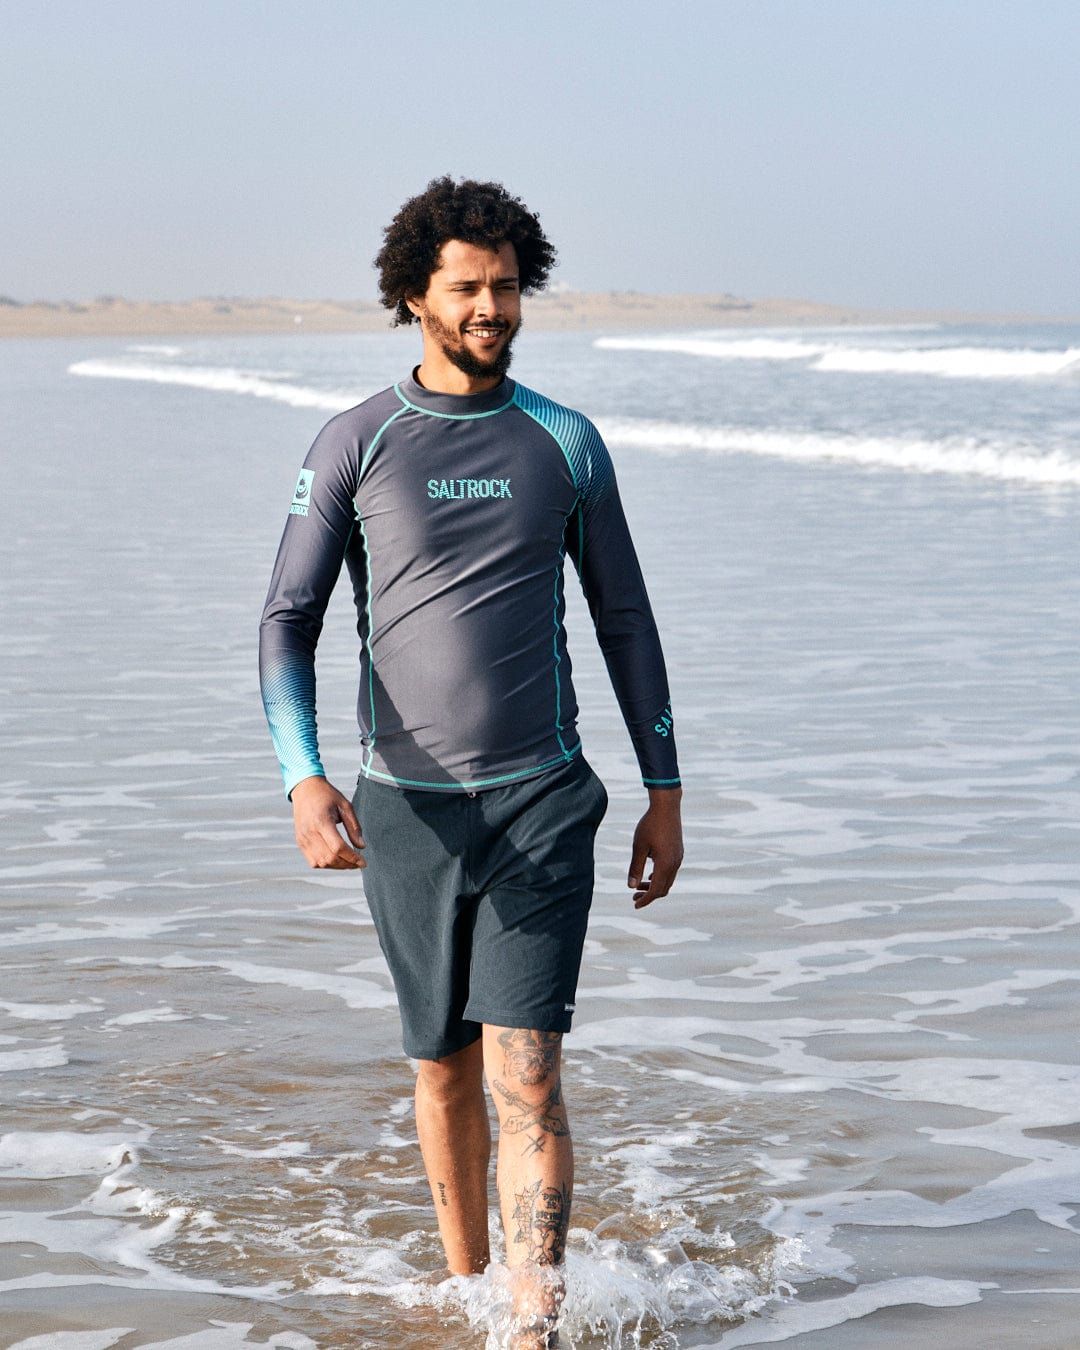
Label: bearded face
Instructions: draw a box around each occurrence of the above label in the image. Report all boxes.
[409,239,522,388]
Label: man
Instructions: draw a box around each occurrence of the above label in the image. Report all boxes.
[259,176,682,1346]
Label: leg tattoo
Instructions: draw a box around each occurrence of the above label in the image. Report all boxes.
[512,1179,571,1265]
[493,1078,570,1143]
[498,1028,559,1085]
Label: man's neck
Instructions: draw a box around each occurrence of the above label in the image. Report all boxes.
[413,355,503,396]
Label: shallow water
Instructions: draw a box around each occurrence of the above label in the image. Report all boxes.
[1,327,1079,1347]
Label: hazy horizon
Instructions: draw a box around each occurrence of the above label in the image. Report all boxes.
[4,290,1075,323]
[6,1,1079,315]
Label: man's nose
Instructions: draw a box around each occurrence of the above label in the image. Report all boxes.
[474,286,500,316]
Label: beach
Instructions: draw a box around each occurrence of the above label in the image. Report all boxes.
[1,320,1079,1348]
[0,291,1048,340]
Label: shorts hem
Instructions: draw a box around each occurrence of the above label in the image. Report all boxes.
[463,1004,575,1034]
[404,1024,483,1062]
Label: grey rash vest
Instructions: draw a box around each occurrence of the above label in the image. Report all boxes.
[259,373,680,796]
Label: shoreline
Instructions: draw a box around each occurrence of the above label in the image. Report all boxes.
[0,291,1067,339]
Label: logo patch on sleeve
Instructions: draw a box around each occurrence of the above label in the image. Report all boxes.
[290,469,315,516]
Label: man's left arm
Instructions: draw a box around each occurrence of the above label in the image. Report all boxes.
[566,419,684,905]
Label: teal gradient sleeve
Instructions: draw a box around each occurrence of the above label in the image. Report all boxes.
[259,406,364,796]
[515,386,680,788]
[261,652,324,798]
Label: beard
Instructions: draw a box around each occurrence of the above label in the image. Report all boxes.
[420,307,520,381]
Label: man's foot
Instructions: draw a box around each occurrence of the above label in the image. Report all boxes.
[510,1312,560,1349]
[507,1261,563,1349]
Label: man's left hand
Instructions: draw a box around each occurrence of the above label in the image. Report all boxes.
[628,787,684,908]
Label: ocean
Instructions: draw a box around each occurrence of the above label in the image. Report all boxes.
[1,321,1078,1349]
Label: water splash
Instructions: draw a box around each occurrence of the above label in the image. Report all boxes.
[401,1214,803,1349]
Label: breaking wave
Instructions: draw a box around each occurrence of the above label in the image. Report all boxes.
[595,335,1080,380]
[69,358,358,411]
[595,416,1080,487]
[68,357,1080,487]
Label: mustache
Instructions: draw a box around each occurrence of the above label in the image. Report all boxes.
[463,321,511,332]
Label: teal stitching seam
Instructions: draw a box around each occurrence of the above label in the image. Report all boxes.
[517,391,585,755]
[357,514,377,776]
[356,405,411,773]
[361,405,409,473]
[393,384,515,420]
[361,744,582,791]
[551,540,571,759]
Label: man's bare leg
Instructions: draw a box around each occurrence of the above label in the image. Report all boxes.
[484,1025,571,1347]
[414,1039,492,1275]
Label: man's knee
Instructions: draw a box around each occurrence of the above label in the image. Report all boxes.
[485,1028,569,1140]
[416,1040,484,1106]
[487,1027,562,1088]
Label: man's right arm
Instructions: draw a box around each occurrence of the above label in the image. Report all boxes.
[258,417,364,865]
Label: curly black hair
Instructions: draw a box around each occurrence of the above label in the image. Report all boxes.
[374,176,557,326]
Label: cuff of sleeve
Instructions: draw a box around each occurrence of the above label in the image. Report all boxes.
[284,767,326,800]
[643,776,682,787]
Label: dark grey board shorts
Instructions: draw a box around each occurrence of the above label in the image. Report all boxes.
[353,755,608,1060]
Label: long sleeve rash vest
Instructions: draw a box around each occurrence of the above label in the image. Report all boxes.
[259,373,680,796]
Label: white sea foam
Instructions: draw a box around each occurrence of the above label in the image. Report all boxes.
[0,859,107,881]
[589,914,711,946]
[118,952,398,1010]
[894,968,1079,1018]
[7,913,194,946]
[8,1333,134,1350]
[0,998,98,1020]
[595,416,1080,487]
[0,1129,141,1177]
[137,1329,316,1349]
[710,1276,989,1346]
[126,343,182,357]
[815,344,1080,378]
[68,359,359,412]
[578,1007,1080,1240]
[596,335,827,361]
[0,1131,291,1303]
[103,1005,190,1026]
[0,1041,68,1072]
[595,333,1080,380]
[8,1331,316,1350]
[0,1242,288,1304]
[207,1137,311,1159]
[66,354,1080,487]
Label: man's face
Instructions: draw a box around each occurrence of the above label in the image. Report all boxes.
[409,239,522,381]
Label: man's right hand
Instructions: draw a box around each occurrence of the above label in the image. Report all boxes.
[290,776,365,870]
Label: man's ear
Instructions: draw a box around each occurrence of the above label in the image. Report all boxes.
[405,295,423,321]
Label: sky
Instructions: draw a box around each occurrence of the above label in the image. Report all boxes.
[4,0,1079,313]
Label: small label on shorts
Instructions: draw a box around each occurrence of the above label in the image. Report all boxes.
[564,1003,576,1013]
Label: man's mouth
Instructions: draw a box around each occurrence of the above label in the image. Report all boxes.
[464,325,508,339]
